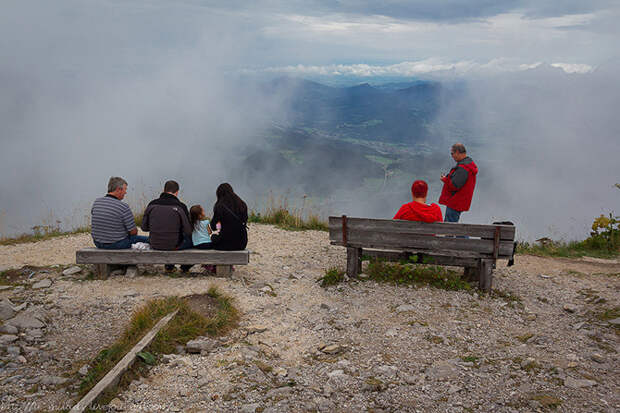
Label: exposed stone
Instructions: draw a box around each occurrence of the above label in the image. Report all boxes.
[7,346,21,356]
[245,325,269,334]
[240,403,261,413]
[0,324,18,334]
[5,314,45,329]
[426,361,459,380]
[0,285,12,291]
[125,266,138,278]
[265,386,293,399]
[320,344,342,354]
[591,353,605,364]
[563,304,578,313]
[186,337,219,354]
[108,397,124,411]
[79,365,89,376]
[62,266,82,276]
[607,317,620,326]
[395,304,416,313]
[564,377,597,388]
[40,375,68,386]
[0,299,16,320]
[0,334,18,344]
[32,279,52,289]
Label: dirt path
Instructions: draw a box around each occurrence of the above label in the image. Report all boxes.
[0,225,618,412]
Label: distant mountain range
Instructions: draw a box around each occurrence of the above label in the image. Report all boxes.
[261,77,457,144]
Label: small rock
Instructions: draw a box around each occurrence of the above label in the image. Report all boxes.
[273,367,287,377]
[563,304,578,313]
[564,377,597,388]
[265,386,293,399]
[327,369,345,378]
[17,355,27,363]
[395,304,416,313]
[122,290,139,297]
[426,361,458,380]
[40,375,68,385]
[607,317,620,326]
[245,325,269,334]
[62,266,82,276]
[186,337,219,354]
[26,328,44,338]
[6,346,21,356]
[539,274,551,279]
[573,322,586,330]
[321,344,342,354]
[240,403,261,413]
[0,285,12,291]
[520,358,537,370]
[108,397,124,411]
[32,279,52,289]
[374,365,398,378]
[385,328,398,337]
[79,365,89,376]
[124,266,138,278]
[0,299,16,321]
[5,314,45,329]
[0,334,18,344]
[591,354,605,364]
[0,324,18,334]
[320,303,330,310]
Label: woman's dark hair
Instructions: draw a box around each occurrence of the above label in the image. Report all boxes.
[189,205,203,231]
[215,183,247,217]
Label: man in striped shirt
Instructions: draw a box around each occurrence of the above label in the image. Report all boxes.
[91,177,149,249]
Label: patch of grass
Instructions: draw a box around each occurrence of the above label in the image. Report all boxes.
[317,267,345,287]
[0,226,90,246]
[78,288,238,402]
[516,332,534,343]
[365,259,472,291]
[595,306,620,322]
[492,289,522,304]
[461,355,479,363]
[248,194,327,231]
[516,237,619,259]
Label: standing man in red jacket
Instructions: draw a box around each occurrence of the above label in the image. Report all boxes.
[439,143,478,222]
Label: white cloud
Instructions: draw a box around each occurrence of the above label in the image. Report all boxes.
[253,59,593,77]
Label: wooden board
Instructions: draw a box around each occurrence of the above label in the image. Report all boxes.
[329,216,516,240]
[76,248,250,265]
[70,310,178,412]
[361,248,479,268]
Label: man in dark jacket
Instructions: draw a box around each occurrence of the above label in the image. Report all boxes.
[142,180,192,272]
[439,143,478,222]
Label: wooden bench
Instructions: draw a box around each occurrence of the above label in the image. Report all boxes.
[328,216,516,291]
[76,248,250,279]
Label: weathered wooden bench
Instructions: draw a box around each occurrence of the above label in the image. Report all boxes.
[76,248,250,278]
[328,216,516,291]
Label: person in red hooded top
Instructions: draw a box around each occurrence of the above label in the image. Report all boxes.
[393,180,443,223]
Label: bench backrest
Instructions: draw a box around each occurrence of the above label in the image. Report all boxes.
[328,216,516,259]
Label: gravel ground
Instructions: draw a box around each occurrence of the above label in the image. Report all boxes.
[0,224,619,412]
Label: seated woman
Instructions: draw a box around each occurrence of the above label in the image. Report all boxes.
[393,180,443,223]
[209,183,248,250]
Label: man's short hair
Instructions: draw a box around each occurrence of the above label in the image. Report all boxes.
[451,143,467,154]
[164,180,179,193]
[411,180,428,198]
[108,177,128,193]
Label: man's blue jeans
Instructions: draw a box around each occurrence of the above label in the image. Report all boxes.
[444,207,462,223]
[94,235,149,249]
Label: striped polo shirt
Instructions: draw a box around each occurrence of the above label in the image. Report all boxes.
[91,195,137,243]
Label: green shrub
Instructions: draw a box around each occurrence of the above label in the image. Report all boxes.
[366,259,472,291]
[318,267,345,287]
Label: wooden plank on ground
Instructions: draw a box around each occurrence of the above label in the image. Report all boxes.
[76,248,250,265]
[70,310,179,413]
[329,216,516,240]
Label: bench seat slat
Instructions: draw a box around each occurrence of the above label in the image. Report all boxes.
[329,217,515,240]
[330,232,514,257]
[76,248,250,265]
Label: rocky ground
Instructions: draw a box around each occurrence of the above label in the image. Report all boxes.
[0,224,619,412]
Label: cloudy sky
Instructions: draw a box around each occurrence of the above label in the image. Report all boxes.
[1,1,619,239]
[2,0,618,79]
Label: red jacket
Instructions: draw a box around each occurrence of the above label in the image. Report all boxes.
[439,158,478,212]
[394,201,443,223]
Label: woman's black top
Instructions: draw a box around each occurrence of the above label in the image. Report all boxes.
[210,202,248,250]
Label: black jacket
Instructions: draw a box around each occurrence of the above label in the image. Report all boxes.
[142,193,191,250]
[210,202,248,250]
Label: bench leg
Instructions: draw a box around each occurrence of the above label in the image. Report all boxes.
[478,259,493,292]
[95,264,110,280]
[346,247,362,277]
[216,265,232,277]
